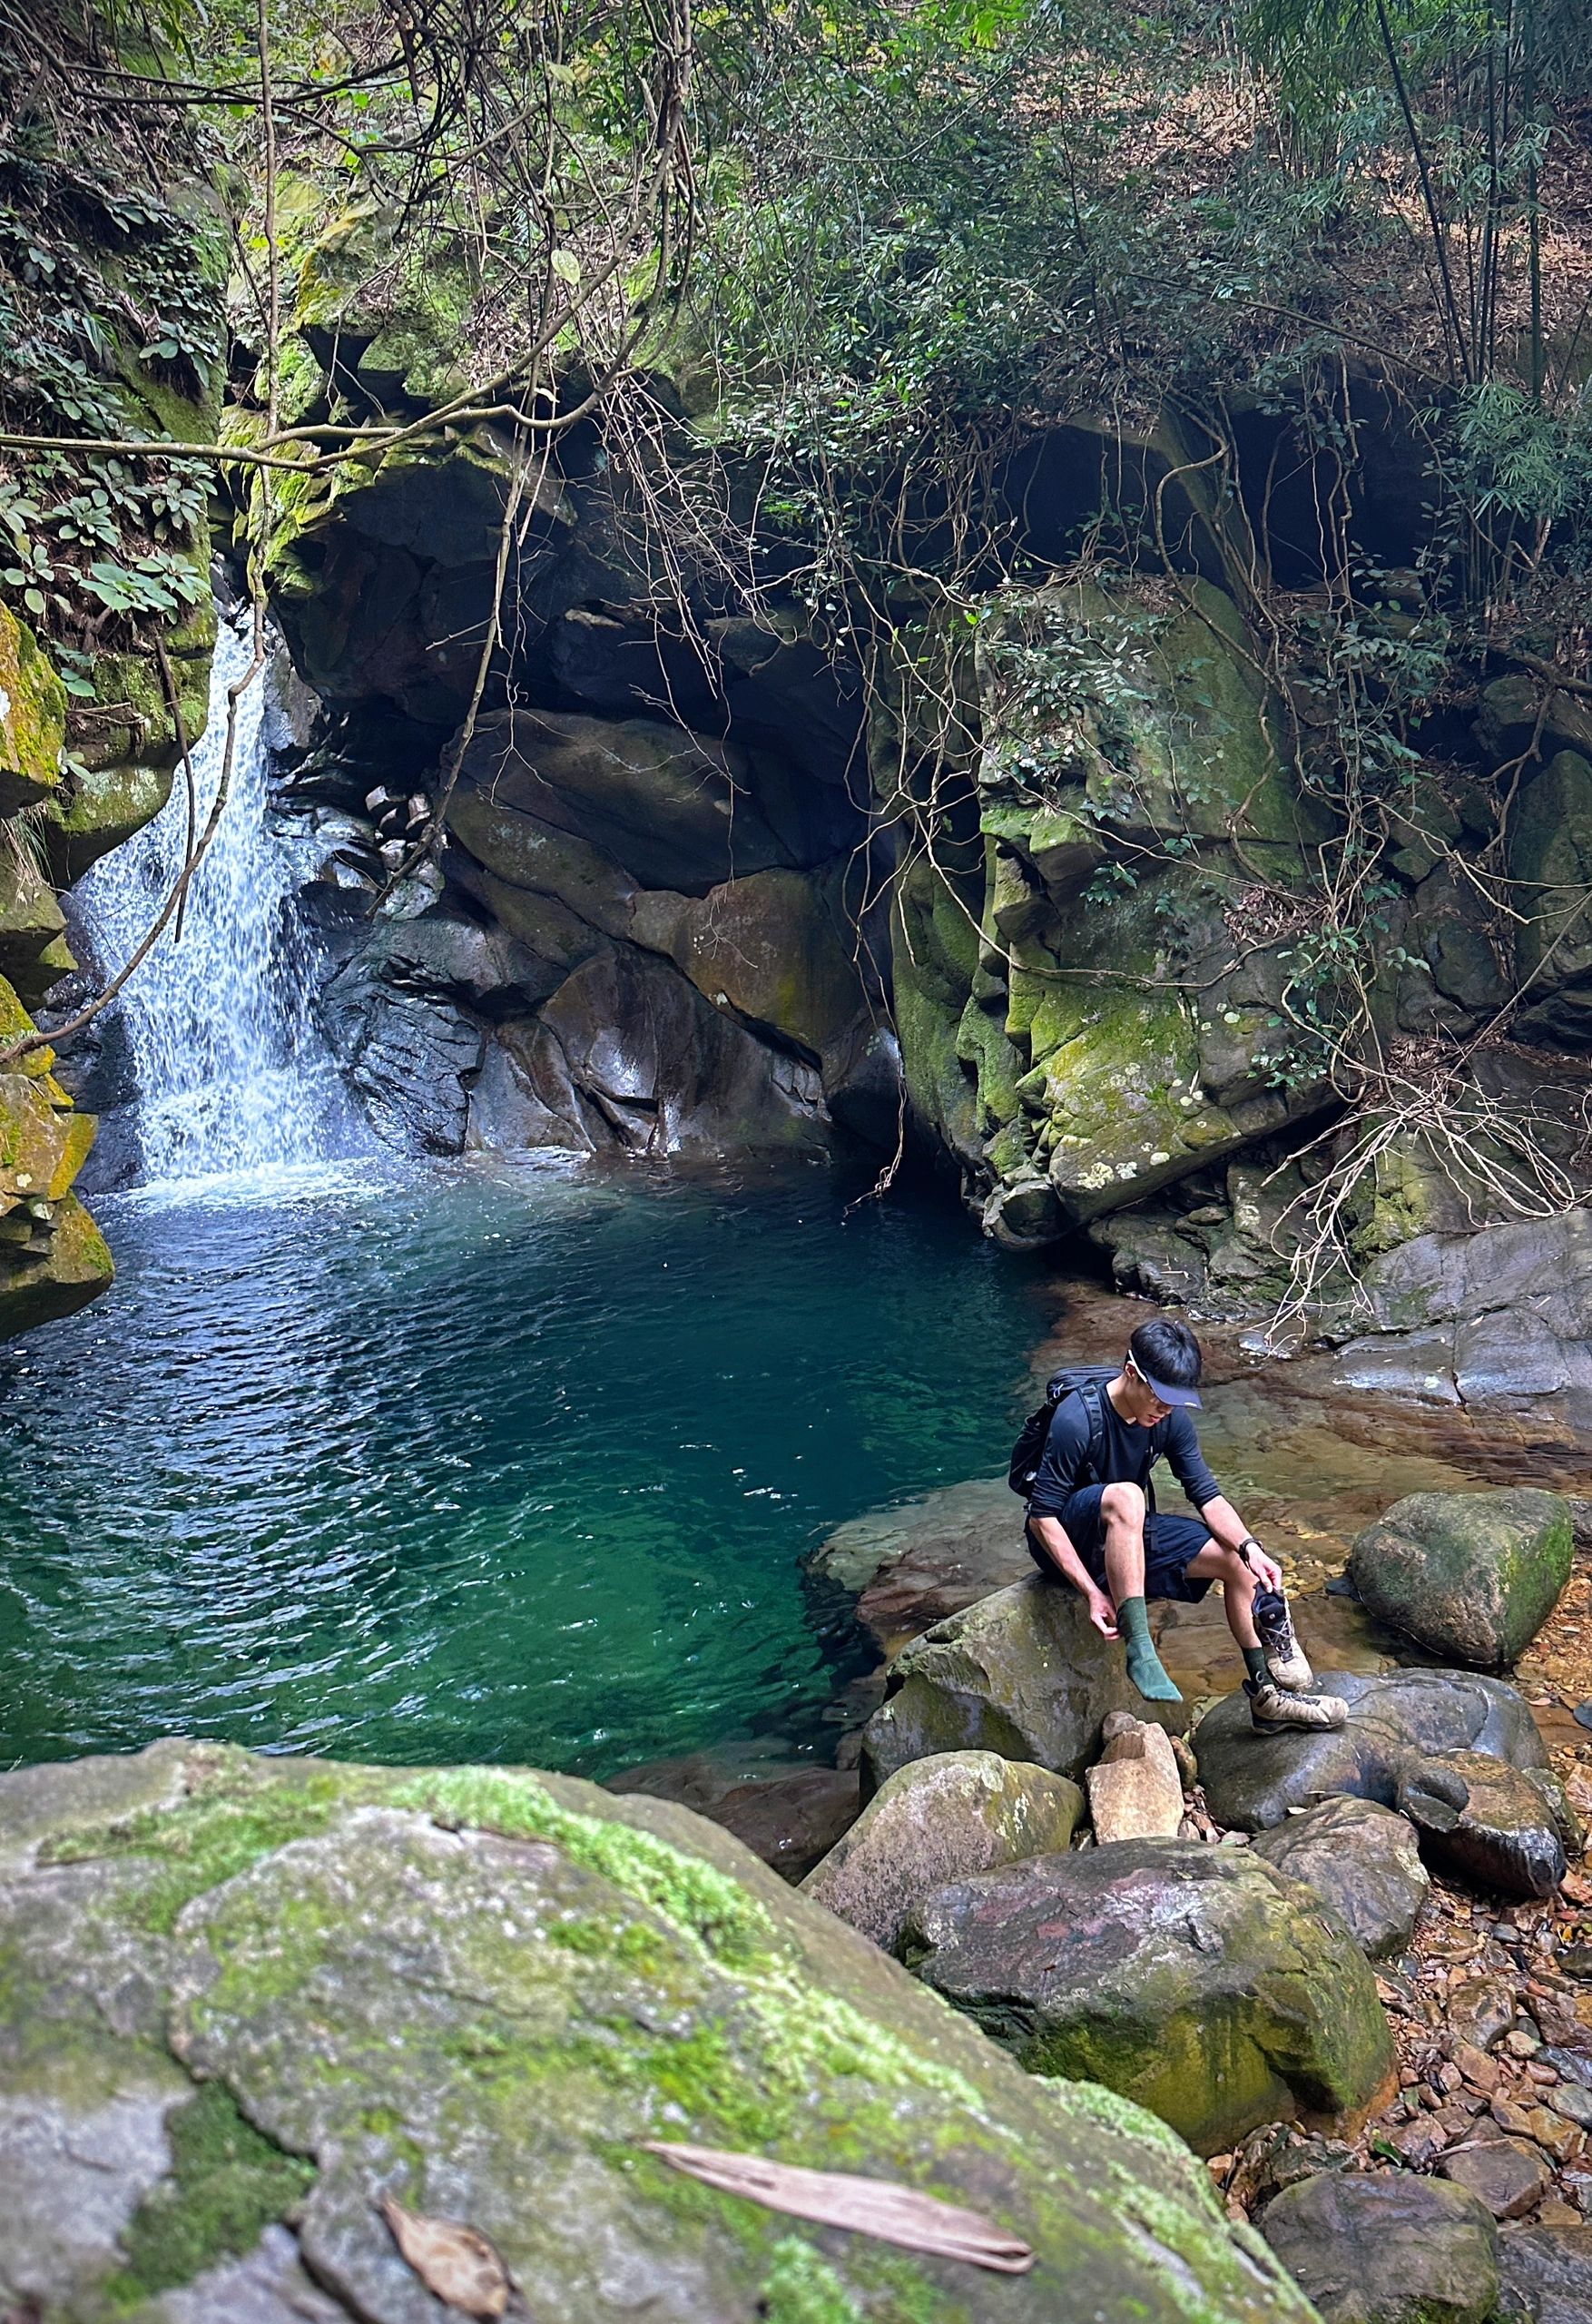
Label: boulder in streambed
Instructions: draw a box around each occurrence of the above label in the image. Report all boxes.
[1395,1750,1579,1900]
[801,1749,1083,1953]
[860,1574,1188,1792]
[1350,1491,1574,1669]
[1497,2224,1592,2324]
[900,1837,1395,2156]
[1257,2170,1500,2324]
[1249,1797,1430,1958]
[0,1740,1316,2324]
[1194,1666,1548,1834]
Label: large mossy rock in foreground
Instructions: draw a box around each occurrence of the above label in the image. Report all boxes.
[860,1574,1188,1792]
[1194,1666,1548,1834]
[0,1741,1316,2324]
[1350,1490,1573,1667]
[801,1749,1084,1954]
[902,1838,1395,2158]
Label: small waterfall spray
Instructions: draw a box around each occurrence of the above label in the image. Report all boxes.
[72,609,364,1185]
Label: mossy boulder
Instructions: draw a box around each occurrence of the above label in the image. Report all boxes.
[0,1740,1319,2324]
[1250,1797,1430,1959]
[1507,751,1592,1042]
[1193,1666,1549,1835]
[1395,1750,1577,1900]
[1350,1490,1574,1667]
[802,1750,1083,1954]
[1258,2170,1501,2324]
[0,605,65,815]
[860,1574,1189,1791]
[0,972,113,1338]
[901,1837,1395,2157]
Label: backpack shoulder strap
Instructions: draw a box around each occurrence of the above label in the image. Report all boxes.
[1076,1379,1109,1478]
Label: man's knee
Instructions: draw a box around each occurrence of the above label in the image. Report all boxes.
[1101,1481,1146,1528]
[1215,1544,1254,1591]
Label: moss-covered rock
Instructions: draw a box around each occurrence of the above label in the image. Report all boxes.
[0,1740,1320,2324]
[1350,1489,1574,1667]
[0,606,66,816]
[902,1837,1396,2157]
[0,971,113,1338]
[802,1750,1083,1954]
[860,1574,1189,1791]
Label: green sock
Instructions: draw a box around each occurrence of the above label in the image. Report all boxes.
[1243,1644,1270,1685]
[1116,1596,1183,1703]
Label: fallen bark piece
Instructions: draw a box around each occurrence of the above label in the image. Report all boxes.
[378,2192,514,2318]
[640,2143,1036,2273]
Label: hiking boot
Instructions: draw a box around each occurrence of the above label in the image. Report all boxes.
[1253,1585,1315,1692]
[1246,1677,1348,1732]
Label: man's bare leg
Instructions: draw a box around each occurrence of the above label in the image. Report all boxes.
[1184,1541,1262,1651]
[1099,1482,1181,1704]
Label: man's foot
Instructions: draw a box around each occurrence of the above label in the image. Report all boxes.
[1125,1641,1184,1704]
[1253,1586,1315,1692]
[1246,1677,1347,1731]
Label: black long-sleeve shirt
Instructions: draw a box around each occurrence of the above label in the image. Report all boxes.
[1027,1390,1223,1521]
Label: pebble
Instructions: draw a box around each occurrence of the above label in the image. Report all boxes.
[1573,1701,1592,1731]
[1543,2047,1592,2088]
[1505,2029,1544,2058]
[1549,2083,1592,2130]
[1538,2200,1584,2227]
[1456,2041,1502,2094]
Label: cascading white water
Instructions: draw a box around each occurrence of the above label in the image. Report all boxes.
[72,609,365,1185]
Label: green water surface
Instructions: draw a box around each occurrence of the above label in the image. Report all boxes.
[0,1154,1056,1776]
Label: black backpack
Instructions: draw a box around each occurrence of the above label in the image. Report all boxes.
[1008,1366,1115,1498]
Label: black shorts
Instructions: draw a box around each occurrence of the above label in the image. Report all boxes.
[1027,1485,1214,1604]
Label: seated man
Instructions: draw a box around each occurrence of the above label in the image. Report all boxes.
[1026,1316,1346,1732]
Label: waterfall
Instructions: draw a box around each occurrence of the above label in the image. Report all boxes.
[71,609,365,1186]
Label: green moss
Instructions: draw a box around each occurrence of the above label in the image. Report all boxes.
[758,2237,866,2324]
[392,1768,779,1968]
[40,1759,374,1935]
[101,2083,314,2307]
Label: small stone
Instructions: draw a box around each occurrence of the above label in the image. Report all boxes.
[1439,2138,1552,2220]
[1388,2116,1447,2167]
[1550,2083,1592,2130]
[1458,2042,1503,2095]
[1573,1702,1592,1731]
[1451,1980,1518,2054]
[1508,2030,1546,2059]
[1533,2200,1584,2227]
[1543,2048,1592,2089]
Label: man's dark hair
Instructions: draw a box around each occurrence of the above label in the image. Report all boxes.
[1128,1317,1203,1389]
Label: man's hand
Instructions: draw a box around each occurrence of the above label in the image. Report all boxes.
[1242,1537,1282,1592]
[1086,1589,1119,1640]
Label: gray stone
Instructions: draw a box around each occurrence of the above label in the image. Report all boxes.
[1250,1797,1430,1957]
[1194,1666,1548,1834]
[1337,1212,1592,1423]
[0,1742,1317,2324]
[1350,1491,1573,1668]
[1440,2139,1553,2221]
[861,1574,1189,1791]
[1497,2224,1592,2324]
[1258,2169,1500,2324]
[801,1749,1083,1953]
[901,1837,1395,2157]
[155,2224,350,2323]
[1086,1711,1187,1843]
[1396,1752,1576,1899]
[808,1476,1031,1654]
